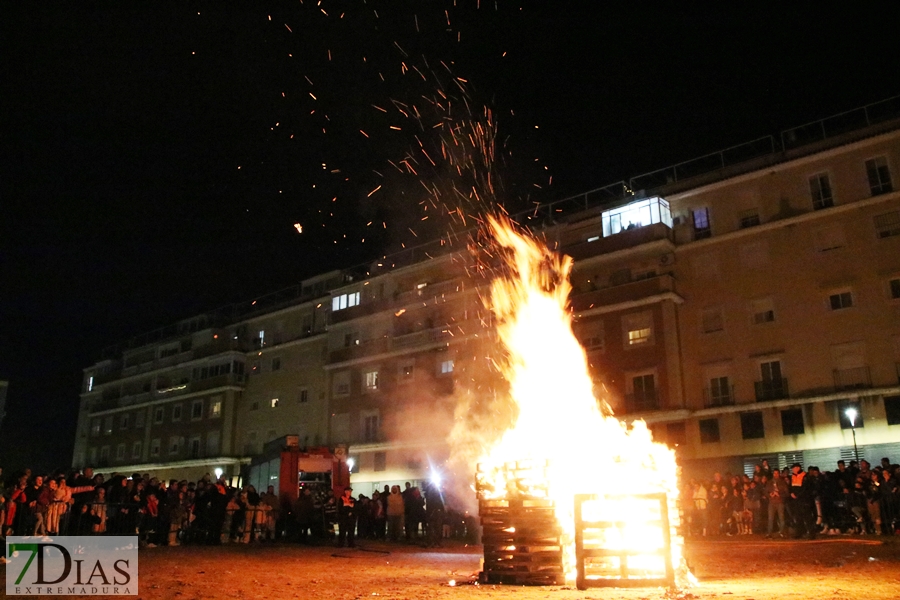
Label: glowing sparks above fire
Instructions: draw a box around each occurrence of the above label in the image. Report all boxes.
[474,214,691,587]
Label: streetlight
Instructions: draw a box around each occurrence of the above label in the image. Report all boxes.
[845,407,859,464]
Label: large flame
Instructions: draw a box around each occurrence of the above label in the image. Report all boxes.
[475,214,690,586]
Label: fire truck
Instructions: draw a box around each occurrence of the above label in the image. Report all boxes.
[244,435,351,504]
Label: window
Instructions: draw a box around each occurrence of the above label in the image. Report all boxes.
[781,409,805,436]
[740,412,765,440]
[739,209,760,228]
[209,399,222,418]
[755,359,787,402]
[364,370,379,392]
[440,360,454,374]
[363,413,380,442]
[191,400,203,420]
[699,419,720,444]
[829,290,854,310]
[119,414,129,430]
[116,444,126,460]
[271,357,281,371]
[134,409,145,428]
[299,388,309,403]
[884,396,900,426]
[207,431,220,455]
[700,308,724,333]
[150,438,160,457]
[374,451,387,472]
[333,371,351,396]
[692,207,711,239]
[579,322,605,352]
[399,360,415,381]
[837,400,864,429]
[189,436,202,459]
[270,397,280,408]
[88,447,97,465]
[87,375,94,392]
[91,419,101,437]
[172,404,182,422]
[628,373,657,410]
[750,297,775,324]
[100,446,110,462]
[600,196,673,237]
[623,312,653,347]
[103,417,113,435]
[809,173,834,209]
[332,292,360,311]
[814,225,846,252]
[169,436,181,455]
[153,407,164,424]
[666,422,687,446]
[890,278,900,300]
[251,401,260,411]
[874,211,900,238]
[132,440,142,459]
[708,376,732,406]
[343,331,360,347]
[866,156,893,195]
[257,330,266,348]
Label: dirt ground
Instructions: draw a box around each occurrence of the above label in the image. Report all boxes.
[3,537,899,600]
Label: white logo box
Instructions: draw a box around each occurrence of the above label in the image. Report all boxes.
[6,536,138,596]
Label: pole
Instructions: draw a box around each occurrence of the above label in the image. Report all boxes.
[851,425,859,464]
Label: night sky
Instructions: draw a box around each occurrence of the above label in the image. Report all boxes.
[2,2,899,473]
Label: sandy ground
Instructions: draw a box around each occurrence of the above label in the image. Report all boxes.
[3,536,899,600]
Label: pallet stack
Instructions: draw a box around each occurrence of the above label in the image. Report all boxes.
[476,460,565,585]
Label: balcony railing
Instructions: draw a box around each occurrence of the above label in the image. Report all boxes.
[833,366,872,391]
[570,274,676,312]
[624,390,659,413]
[563,222,674,262]
[754,378,789,402]
[704,385,735,408]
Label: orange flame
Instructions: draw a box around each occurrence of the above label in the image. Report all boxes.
[474,214,691,586]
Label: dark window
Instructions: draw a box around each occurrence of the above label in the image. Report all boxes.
[866,157,893,195]
[829,291,853,310]
[781,409,805,436]
[809,173,834,210]
[884,396,900,426]
[740,210,761,228]
[374,451,387,472]
[837,400,864,429]
[890,279,900,300]
[272,357,281,371]
[666,422,687,446]
[299,389,309,403]
[740,412,765,439]
[699,419,720,444]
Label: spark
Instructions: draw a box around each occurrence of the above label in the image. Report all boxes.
[367,185,382,197]
[293,223,303,234]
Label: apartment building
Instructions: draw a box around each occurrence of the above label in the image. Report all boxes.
[75,97,900,488]
[75,272,343,483]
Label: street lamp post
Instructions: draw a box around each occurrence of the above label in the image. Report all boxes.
[845,407,859,464]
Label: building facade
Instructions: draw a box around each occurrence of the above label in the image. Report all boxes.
[75,99,900,489]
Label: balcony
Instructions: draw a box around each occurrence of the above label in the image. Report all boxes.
[394,278,469,305]
[563,222,674,262]
[833,366,872,391]
[704,385,735,408]
[570,274,677,313]
[624,390,659,413]
[328,327,456,364]
[754,378,789,402]
[329,298,392,324]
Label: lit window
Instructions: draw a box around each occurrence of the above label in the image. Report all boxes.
[210,400,222,418]
[365,370,379,391]
[623,312,653,347]
[440,360,455,374]
[332,292,360,311]
[692,207,711,239]
[258,330,265,347]
[829,291,854,310]
[87,376,94,392]
[601,196,672,237]
[270,397,280,408]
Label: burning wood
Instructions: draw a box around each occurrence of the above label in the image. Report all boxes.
[461,215,692,588]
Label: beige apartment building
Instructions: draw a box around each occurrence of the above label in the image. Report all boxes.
[75,98,900,488]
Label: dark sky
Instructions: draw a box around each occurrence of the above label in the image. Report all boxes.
[2,2,899,473]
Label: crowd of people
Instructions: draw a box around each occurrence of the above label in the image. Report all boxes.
[685,457,900,539]
[0,467,473,552]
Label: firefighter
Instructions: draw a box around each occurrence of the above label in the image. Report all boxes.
[337,487,357,548]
